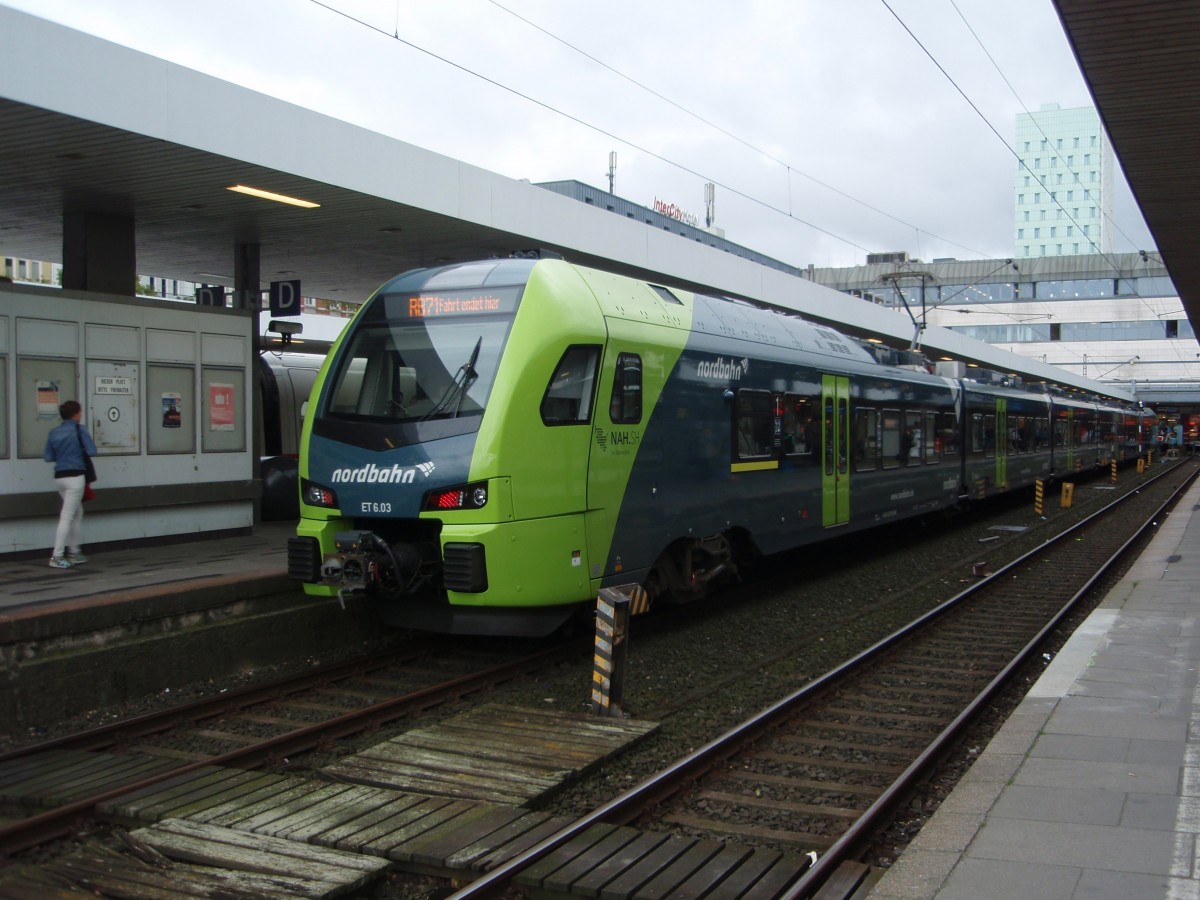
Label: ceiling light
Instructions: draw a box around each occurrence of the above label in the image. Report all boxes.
[227,184,320,208]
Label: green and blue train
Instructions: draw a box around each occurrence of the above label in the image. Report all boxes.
[287,258,1151,636]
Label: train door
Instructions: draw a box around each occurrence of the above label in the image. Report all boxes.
[1056,406,1075,471]
[821,374,850,527]
[995,397,1008,488]
[585,342,644,577]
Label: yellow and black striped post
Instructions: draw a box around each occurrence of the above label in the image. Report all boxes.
[1111,459,1118,483]
[1035,479,1045,516]
[592,585,640,717]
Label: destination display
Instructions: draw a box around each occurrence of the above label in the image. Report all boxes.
[395,287,521,319]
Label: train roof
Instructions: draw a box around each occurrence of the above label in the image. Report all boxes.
[687,291,885,368]
[351,259,1146,405]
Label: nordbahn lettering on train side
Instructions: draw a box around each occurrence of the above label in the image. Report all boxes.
[695,356,749,382]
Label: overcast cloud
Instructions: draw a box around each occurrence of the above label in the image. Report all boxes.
[4,0,1156,270]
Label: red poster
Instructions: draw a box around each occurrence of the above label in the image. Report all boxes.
[208,383,235,431]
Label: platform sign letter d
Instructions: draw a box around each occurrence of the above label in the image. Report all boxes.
[269,279,302,316]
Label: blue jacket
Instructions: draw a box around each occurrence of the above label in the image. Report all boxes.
[44,421,97,477]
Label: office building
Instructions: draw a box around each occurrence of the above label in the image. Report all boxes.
[1014,104,1114,258]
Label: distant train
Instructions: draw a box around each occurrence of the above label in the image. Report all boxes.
[286,259,1152,636]
[257,314,351,520]
[258,349,324,521]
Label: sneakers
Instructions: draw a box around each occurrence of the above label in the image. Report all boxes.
[49,556,71,569]
[67,552,88,565]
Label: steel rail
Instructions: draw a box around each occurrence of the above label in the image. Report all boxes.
[781,460,1199,898]
[447,460,1197,899]
[0,641,444,762]
[0,639,586,858]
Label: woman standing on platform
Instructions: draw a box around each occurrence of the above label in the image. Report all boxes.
[43,400,96,569]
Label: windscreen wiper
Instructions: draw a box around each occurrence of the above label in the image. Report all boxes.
[422,337,481,421]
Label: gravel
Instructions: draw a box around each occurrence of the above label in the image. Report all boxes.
[4,464,1173,898]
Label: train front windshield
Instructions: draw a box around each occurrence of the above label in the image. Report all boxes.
[320,287,520,434]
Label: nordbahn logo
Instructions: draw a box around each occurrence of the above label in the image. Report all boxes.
[696,356,748,381]
[330,462,436,484]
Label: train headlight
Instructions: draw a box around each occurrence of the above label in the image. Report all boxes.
[423,481,488,511]
[301,477,339,509]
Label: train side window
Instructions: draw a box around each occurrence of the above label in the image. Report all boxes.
[733,390,773,460]
[970,413,986,454]
[1008,416,1024,453]
[1027,415,1041,451]
[982,414,996,458]
[923,411,938,463]
[541,345,600,425]
[881,408,902,469]
[1081,413,1096,444]
[940,412,960,459]
[1054,415,1069,447]
[609,353,642,424]
[854,408,878,471]
[782,393,819,464]
[903,410,921,466]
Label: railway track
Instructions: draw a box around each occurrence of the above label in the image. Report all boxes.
[447,458,1199,898]
[0,636,586,857]
[0,461,1191,898]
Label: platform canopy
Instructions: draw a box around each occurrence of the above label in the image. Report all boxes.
[2,4,1189,401]
[1053,0,1200,334]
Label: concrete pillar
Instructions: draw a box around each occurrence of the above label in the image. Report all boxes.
[235,241,264,524]
[234,242,261,312]
[62,212,135,295]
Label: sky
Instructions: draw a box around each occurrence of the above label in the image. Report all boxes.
[4,0,1156,271]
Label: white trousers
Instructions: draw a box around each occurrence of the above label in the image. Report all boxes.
[53,474,85,558]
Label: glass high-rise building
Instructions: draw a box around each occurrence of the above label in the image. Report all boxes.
[1014,104,1114,259]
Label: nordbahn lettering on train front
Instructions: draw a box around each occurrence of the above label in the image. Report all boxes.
[330,462,436,484]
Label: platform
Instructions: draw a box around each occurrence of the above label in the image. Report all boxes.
[0,522,385,735]
[0,521,295,618]
[870,476,1200,899]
